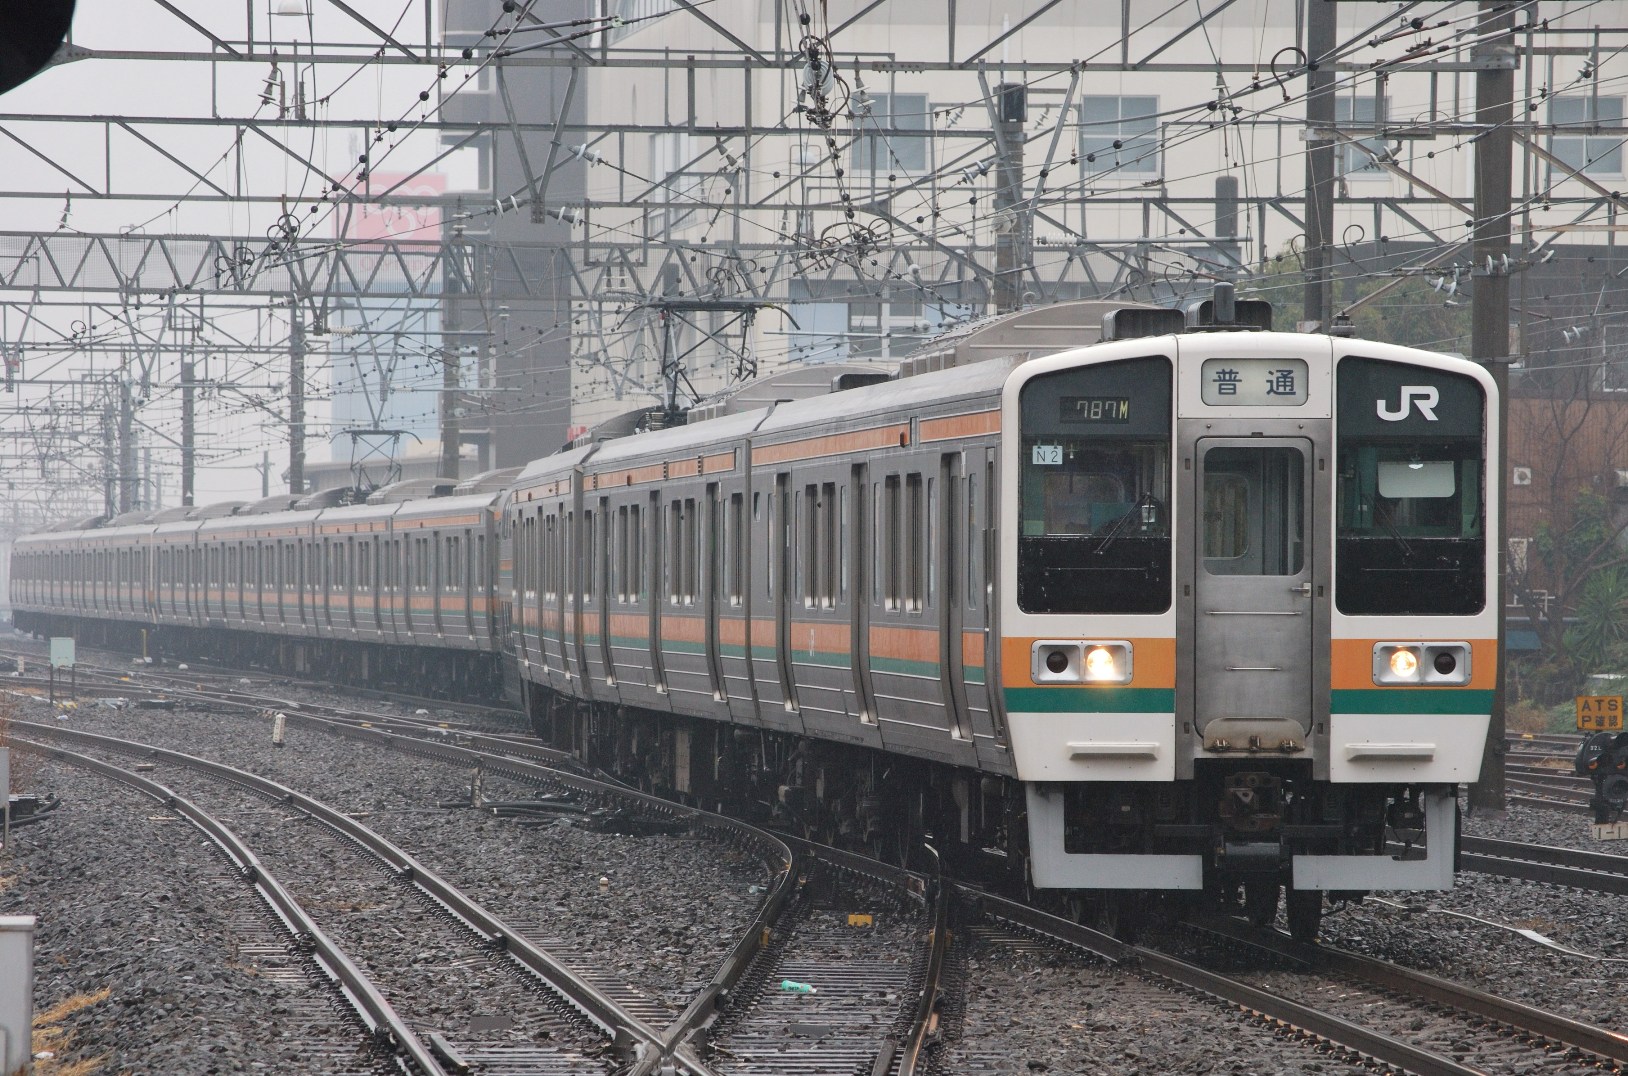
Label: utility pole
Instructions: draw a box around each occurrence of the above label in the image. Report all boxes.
[439,263,463,479]
[117,379,135,513]
[180,359,195,507]
[993,82,1029,314]
[288,309,306,494]
[1469,0,1516,813]
[1302,0,1337,331]
[439,348,462,480]
[100,395,115,519]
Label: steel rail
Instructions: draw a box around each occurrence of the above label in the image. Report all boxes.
[14,718,695,1071]
[14,735,451,1076]
[1508,793,1594,816]
[958,886,1481,1076]
[20,692,798,1076]
[1460,835,1628,894]
[1194,915,1628,1067]
[894,864,951,1076]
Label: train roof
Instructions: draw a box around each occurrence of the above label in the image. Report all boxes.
[391,489,504,521]
[509,442,601,489]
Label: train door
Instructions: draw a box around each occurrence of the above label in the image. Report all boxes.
[463,528,476,637]
[850,463,877,724]
[939,453,972,740]
[432,529,444,637]
[704,483,724,700]
[1190,438,1314,736]
[647,492,666,694]
[319,538,331,628]
[565,502,591,696]
[774,472,797,712]
[595,498,613,684]
[344,538,356,630]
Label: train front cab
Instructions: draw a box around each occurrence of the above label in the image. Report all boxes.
[1002,333,1496,925]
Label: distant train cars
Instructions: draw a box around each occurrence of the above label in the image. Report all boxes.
[13,293,1498,938]
[12,475,513,694]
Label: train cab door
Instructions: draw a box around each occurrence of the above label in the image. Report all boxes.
[1190,437,1315,741]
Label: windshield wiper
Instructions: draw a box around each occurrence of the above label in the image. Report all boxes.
[1093,491,1162,554]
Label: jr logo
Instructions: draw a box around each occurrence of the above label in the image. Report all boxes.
[1376,385,1439,422]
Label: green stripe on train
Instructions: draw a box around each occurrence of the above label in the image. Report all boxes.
[1002,687,1175,713]
[1330,689,1496,714]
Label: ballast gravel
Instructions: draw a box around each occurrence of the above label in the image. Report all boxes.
[8,674,1625,1074]
[3,697,771,1074]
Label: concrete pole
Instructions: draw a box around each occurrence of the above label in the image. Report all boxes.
[180,360,195,507]
[288,312,306,491]
[439,348,462,480]
[1469,0,1516,813]
[117,379,136,514]
[288,310,306,495]
[993,82,1029,314]
[1301,0,1337,331]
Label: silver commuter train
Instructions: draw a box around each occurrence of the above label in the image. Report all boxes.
[11,295,1498,937]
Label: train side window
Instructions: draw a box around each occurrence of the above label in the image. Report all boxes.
[614,506,628,602]
[683,499,698,605]
[906,474,924,613]
[802,485,817,608]
[584,510,596,604]
[838,485,848,602]
[629,504,643,603]
[966,472,978,611]
[882,475,902,611]
[727,492,744,606]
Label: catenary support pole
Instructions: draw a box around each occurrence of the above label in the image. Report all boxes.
[1470,0,1516,813]
[1302,0,1336,331]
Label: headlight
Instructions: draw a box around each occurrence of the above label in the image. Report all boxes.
[1373,642,1471,686]
[1390,648,1419,679]
[1032,640,1133,685]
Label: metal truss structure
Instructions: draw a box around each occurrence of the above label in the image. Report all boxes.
[0,0,1624,537]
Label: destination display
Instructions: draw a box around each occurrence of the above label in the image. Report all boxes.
[1200,357,1309,406]
[1059,396,1132,423]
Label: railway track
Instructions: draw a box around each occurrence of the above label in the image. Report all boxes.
[1460,834,1628,894]
[956,887,1505,1076]
[1182,915,1628,1074]
[18,639,1628,1072]
[19,735,460,1075]
[10,699,951,1076]
[18,720,645,1074]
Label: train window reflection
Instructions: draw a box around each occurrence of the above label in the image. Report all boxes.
[1201,446,1304,577]
[1017,439,1170,614]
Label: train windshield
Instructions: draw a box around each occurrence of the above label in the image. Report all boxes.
[1017,356,1172,614]
[1335,356,1486,616]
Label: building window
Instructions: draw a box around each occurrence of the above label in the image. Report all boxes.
[1549,95,1624,176]
[852,92,930,173]
[1080,95,1159,175]
[609,0,676,44]
[1335,95,1389,178]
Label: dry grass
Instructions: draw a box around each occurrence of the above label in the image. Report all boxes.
[31,988,111,1076]
[1505,698,1553,734]
[0,692,43,793]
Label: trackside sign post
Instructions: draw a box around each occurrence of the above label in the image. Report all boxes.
[1576,695,1624,732]
[48,636,74,706]
[0,915,35,1076]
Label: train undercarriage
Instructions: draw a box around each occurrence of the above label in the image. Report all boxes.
[12,612,506,704]
[521,680,1457,941]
